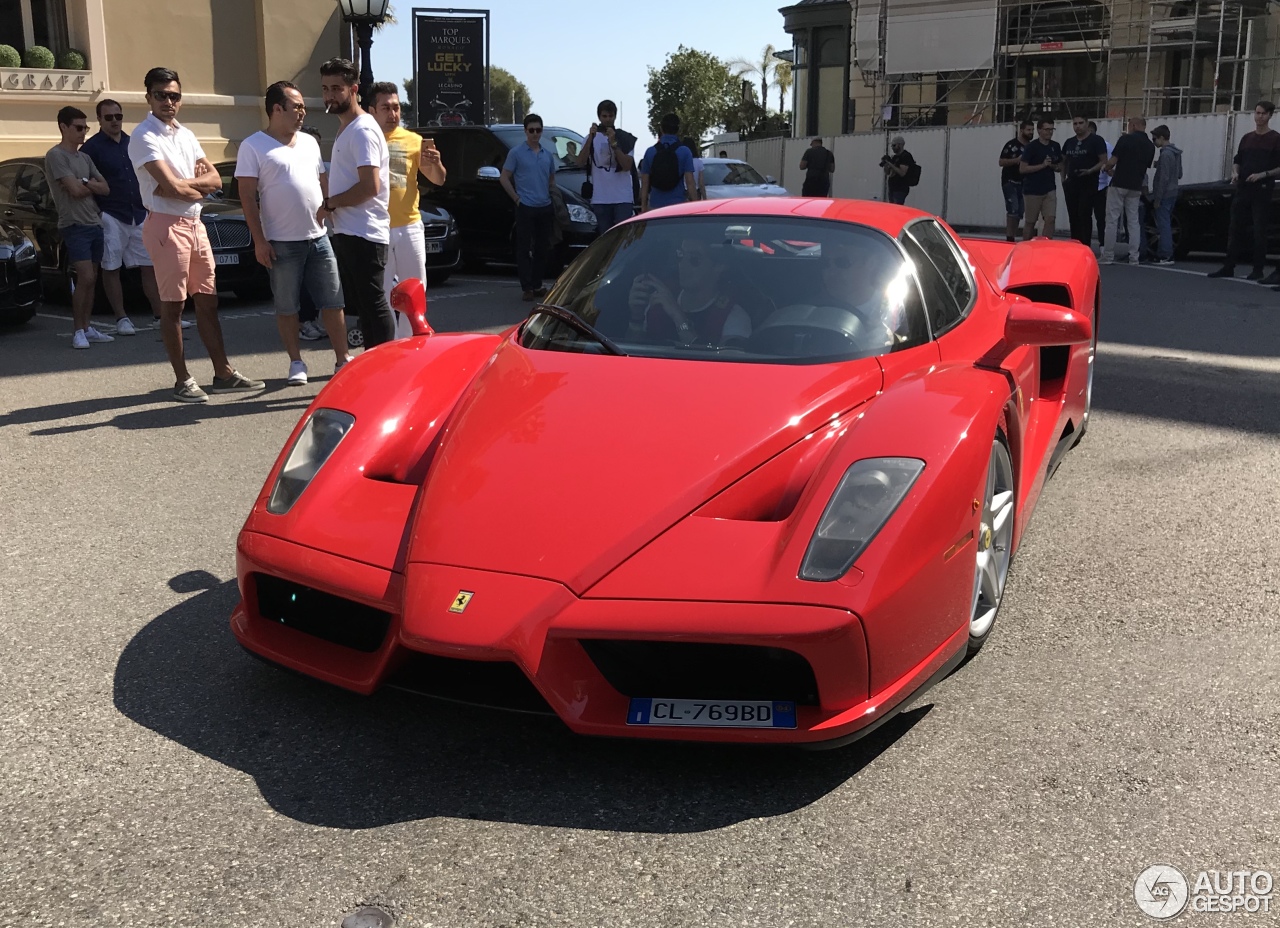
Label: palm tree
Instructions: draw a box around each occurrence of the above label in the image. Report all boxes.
[732,44,777,112]
[775,59,792,114]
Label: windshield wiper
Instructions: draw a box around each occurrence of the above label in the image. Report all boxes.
[529,303,628,357]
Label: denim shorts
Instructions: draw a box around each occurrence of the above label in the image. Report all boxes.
[1002,181,1025,220]
[268,235,344,315]
[62,222,105,265]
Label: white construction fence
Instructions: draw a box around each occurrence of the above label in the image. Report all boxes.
[719,112,1247,230]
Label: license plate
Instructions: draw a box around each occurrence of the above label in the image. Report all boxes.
[424,241,443,254]
[627,698,797,729]
[215,253,239,265]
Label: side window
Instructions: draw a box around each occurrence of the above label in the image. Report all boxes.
[24,166,53,208]
[472,132,510,173]
[904,220,974,333]
[429,133,465,186]
[900,234,959,337]
[0,164,23,203]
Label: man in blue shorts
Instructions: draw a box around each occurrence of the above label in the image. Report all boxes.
[998,120,1035,243]
[237,81,350,384]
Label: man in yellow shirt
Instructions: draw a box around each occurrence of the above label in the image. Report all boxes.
[370,81,447,337]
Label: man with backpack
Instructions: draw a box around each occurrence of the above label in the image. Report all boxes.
[640,113,696,212]
[882,136,916,205]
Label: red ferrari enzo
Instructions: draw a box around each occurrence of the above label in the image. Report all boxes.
[231,199,1097,747]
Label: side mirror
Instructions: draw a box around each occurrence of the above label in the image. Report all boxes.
[977,300,1092,369]
[389,278,433,337]
[476,166,501,181]
[765,175,777,185]
[1005,300,1093,348]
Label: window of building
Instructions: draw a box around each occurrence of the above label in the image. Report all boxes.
[1,0,70,58]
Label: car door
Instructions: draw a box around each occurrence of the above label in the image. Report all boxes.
[10,163,64,285]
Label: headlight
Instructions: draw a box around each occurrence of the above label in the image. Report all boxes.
[567,204,597,225]
[799,458,925,581]
[15,238,35,260]
[266,409,356,514]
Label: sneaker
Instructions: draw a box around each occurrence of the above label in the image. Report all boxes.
[1262,270,1280,286]
[335,354,354,373]
[286,359,308,385]
[155,317,194,329]
[299,320,325,341]
[210,370,266,393]
[1206,266,1235,279]
[84,325,114,343]
[1099,256,1114,266]
[1156,258,1175,266]
[115,317,138,336]
[71,329,90,350]
[174,378,209,403]
[1246,269,1265,281]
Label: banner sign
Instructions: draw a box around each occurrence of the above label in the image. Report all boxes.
[414,10,489,127]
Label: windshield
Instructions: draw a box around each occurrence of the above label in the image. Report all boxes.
[704,162,767,186]
[493,126,587,169]
[521,216,930,364]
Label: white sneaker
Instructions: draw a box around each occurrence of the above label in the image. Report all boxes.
[298,320,325,341]
[85,325,114,343]
[71,329,90,350]
[335,354,354,373]
[156,317,194,329]
[286,359,308,385]
[115,317,138,336]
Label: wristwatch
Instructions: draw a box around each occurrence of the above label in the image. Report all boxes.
[322,198,333,211]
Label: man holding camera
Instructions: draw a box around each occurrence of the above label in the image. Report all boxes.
[882,137,914,205]
[576,99,636,234]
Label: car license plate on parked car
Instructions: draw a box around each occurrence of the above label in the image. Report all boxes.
[424,241,443,254]
[627,698,797,729]
[215,254,239,265]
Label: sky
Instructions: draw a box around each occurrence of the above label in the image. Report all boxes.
[371,0,793,152]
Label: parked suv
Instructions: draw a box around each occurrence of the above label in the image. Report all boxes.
[412,124,599,269]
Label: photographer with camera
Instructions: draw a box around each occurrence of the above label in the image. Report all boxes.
[1018,119,1063,239]
[881,136,915,205]
[575,99,637,234]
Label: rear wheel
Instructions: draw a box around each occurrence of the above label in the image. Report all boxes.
[1073,290,1100,446]
[969,434,1015,656]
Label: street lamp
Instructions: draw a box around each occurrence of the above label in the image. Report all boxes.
[336,0,392,107]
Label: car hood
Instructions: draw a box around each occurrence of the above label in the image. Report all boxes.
[407,339,883,592]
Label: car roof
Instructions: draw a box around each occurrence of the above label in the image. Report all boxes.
[700,158,748,165]
[639,196,924,235]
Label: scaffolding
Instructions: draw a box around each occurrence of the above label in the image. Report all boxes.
[858,0,1279,130]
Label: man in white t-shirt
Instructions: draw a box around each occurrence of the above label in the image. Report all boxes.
[129,66,264,402]
[575,99,636,233]
[236,81,351,385]
[315,58,394,348]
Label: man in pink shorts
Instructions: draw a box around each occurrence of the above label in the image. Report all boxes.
[129,66,264,403]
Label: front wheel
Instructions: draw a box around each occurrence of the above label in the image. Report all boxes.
[969,434,1015,656]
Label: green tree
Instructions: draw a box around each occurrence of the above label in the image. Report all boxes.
[646,46,739,143]
[401,77,415,124]
[775,60,793,114]
[490,66,533,124]
[731,45,778,113]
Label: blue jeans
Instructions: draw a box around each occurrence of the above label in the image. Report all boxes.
[268,235,344,315]
[592,202,634,234]
[1154,194,1177,260]
[1002,181,1024,220]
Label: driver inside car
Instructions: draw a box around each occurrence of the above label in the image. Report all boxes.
[625,239,752,347]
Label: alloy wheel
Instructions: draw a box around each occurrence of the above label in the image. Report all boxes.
[970,437,1015,647]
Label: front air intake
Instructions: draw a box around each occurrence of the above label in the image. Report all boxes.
[252,574,391,653]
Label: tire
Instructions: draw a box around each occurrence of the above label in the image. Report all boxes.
[1072,289,1100,447]
[968,432,1015,656]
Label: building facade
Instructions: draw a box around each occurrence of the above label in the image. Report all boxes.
[0,0,345,160]
[783,0,1280,135]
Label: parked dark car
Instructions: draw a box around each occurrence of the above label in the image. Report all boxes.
[212,160,462,285]
[0,155,268,303]
[0,216,41,325]
[1158,179,1274,259]
[412,124,599,269]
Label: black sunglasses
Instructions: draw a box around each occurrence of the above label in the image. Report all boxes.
[150,91,182,103]
[102,114,123,121]
[526,126,543,134]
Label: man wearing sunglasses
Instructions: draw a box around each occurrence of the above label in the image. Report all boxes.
[81,99,168,338]
[500,113,557,301]
[131,66,264,402]
[46,105,112,350]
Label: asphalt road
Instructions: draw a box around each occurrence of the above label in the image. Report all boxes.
[1,260,1278,928]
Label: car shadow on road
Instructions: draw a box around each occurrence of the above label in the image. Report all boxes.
[2,385,313,435]
[113,577,931,834]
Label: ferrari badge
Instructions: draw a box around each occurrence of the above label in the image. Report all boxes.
[449,591,474,614]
